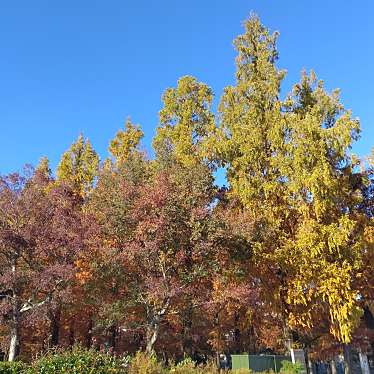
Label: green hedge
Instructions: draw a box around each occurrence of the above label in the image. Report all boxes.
[0,350,301,374]
[0,361,28,374]
[29,347,128,373]
[0,347,128,373]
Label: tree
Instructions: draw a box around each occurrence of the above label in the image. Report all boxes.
[0,167,84,360]
[88,157,220,355]
[57,134,99,197]
[109,118,144,166]
[213,14,366,347]
[88,109,220,354]
[153,76,216,168]
[54,135,100,347]
[152,77,222,356]
[82,138,149,353]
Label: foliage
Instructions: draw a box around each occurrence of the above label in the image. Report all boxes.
[0,12,372,365]
[0,361,27,374]
[169,358,199,374]
[213,13,367,344]
[128,351,165,374]
[230,369,252,374]
[0,168,85,360]
[57,134,99,196]
[168,358,220,374]
[153,76,215,168]
[109,118,144,166]
[279,360,303,374]
[28,346,128,373]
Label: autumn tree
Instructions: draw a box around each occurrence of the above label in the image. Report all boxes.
[153,75,216,168]
[57,134,99,197]
[0,166,84,360]
[53,135,100,348]
[153,76,222,356]
[88,93,223,355]
[213,14,367,350]
[109,118,144,167]
[83,126,149,352]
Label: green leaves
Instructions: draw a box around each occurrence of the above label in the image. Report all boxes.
[208,14,368,344]
[57,134,99,197]
[109,118,144,166]
[153,76,215,168]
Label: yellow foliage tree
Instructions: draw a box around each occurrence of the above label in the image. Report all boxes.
[212,14,367,344]
[57,134,99,197]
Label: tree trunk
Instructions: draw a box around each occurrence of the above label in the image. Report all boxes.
[343,344,353,374]
[8,324,20,362]
[304,348,314,374]
[85,318,93,348]
[145,299,169,355]
[8,258,20,362]
[330,359,337,374]
[182,303,193,357]
[145,318,160,355]
[358,349,370,374]
[308,358,314,374]
[233,312,241,354]
[8,298,21,361]
[108,325,117,352]
[49,307,61,347]
[69,318,75,346]
[283,323,292,353]
[182,248,193,358]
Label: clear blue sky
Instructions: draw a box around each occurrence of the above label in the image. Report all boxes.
[1,1,373,174]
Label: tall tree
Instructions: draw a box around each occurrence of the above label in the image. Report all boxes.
[55,135,99,347]
[88,159,220,355]
[0,168,84,360]
[109,118,144,166]
[213,14,366,347]
[153,75,216,168]
[57,134,99,197]
[152,76,221,356]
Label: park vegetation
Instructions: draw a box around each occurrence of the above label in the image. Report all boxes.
[0,14,373,371]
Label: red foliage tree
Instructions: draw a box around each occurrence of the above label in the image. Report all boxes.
[0,167,85,361]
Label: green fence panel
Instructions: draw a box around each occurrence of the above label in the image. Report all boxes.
[231,355,250,370]
[231,354,292,372]
[249,355,275,372]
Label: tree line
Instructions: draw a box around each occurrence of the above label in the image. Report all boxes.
[0,15,373,365]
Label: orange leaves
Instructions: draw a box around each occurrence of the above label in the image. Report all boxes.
[74,259,92,285]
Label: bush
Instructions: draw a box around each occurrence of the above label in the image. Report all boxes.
[280,360,303,374]
[203,361,221,374]
[169,358,200,374]
[128,351,165,374]
[0,361,28,374]
[231,369,252,374]
[170,358,218,374]
[28,346,128,373]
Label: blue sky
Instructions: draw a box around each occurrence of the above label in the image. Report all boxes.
[1,1,373,174]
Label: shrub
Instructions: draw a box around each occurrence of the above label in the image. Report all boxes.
[231,369,252,374]
[169,358,200,374]
[169,358,220,374]
[196,361,219,374]
[0,361,28,374]
[28,346,128,373]
[128,351,165,374]
[280,360,303,374]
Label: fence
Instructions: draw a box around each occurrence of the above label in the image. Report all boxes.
[231,354,291,372]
